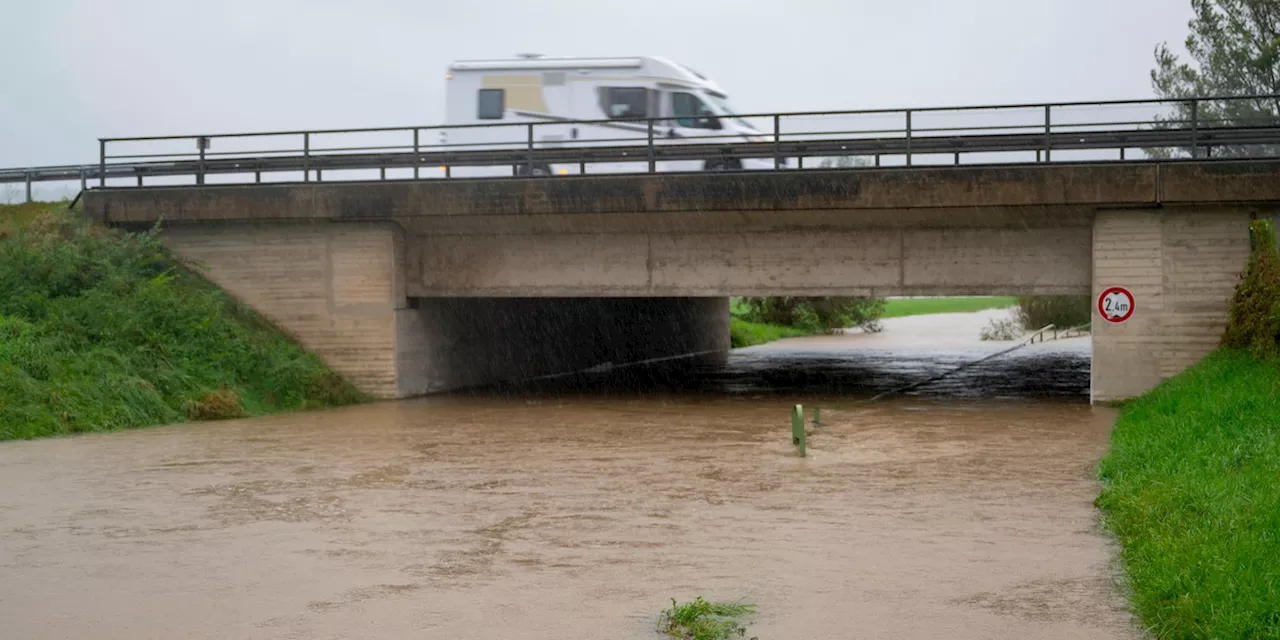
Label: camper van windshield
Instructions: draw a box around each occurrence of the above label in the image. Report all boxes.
[705,94,757,131]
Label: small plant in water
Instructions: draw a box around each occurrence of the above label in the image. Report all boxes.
[657,597,757,640]
[979,318,1021,341]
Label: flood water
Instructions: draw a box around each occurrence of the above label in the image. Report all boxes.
[0,310,1137,639]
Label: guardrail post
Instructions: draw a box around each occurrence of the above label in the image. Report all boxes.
[99,139,106,188]
[79,168,86,192]
[24,172,31,203]
[773,114,781,170]
[413,128,420,179]
[527,123,535,175]
[303,132,311,183]
[791,404,806,457]
[647,118,656,173]
[905,109,913,167]
[197,137,206,185]
[1190,98,1199,159]
[1043,105,1052,162]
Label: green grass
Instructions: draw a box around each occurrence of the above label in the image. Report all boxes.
[730,317,810,348]
[0,202,368,441]
[1096,350,1280,639]
[657,597,756,640]
[881,296,1017,318]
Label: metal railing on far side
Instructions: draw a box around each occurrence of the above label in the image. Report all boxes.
[4,93,1280,198]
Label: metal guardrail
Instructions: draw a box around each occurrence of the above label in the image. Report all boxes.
[3,94,1280,201]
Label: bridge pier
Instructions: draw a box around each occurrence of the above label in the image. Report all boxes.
[1090,206,1253,403]
[160,221,728,398]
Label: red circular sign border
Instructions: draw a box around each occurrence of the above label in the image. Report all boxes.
[1097,286,1135,323]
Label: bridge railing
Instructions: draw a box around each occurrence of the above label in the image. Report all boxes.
[3,94,1279,200]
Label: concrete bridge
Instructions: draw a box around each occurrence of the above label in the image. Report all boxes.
[83,159,1280,403]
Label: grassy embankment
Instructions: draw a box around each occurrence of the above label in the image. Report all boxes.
[1096,219,1280,638]
[1096,352,1280,638]
[0,202,367,441]
[729,296,1017,348]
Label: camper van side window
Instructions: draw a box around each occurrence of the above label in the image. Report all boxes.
[600,87,648,120]
[671,92,717,129]
[477,89,505,119]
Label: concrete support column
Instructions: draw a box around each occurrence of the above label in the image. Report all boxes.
[1091,207,1251,403]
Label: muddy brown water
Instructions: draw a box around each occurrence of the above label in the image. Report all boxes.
[0,312,1138,639]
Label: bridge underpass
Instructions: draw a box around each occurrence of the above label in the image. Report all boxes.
[83,159,1280,403]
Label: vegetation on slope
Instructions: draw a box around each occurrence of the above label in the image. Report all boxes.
[0,202,367,440]
[728,296,883,348]
[1096,352,1280,639]
[729,317,809,348]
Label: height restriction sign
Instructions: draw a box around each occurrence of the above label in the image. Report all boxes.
[1098,287,1135,323]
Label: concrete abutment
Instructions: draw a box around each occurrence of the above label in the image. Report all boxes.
[1090,206,1252,403]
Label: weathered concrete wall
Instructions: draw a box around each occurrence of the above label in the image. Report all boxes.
[160,222,728,398]
[408,225,1092,297]
[397,297,729,394]
[1091,207,1252,402]
[162,222,408,398]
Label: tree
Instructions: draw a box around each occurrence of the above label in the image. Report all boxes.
[1222,218,1280,356]
[1150,0,1280,157]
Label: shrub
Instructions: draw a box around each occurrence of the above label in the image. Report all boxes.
[979,318,1020,341]
[1015,295,1091,331]
[184,387,248,421]
[1221,218,1280,357]
[739,296,884,333]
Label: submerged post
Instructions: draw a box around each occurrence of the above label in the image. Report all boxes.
[791,404,806,457]
[813,406,821,429]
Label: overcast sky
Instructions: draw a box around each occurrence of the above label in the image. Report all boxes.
[2,0,1195,172]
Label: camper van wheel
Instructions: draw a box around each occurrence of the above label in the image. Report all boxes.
[703,159,742,172]
[517,163,553,177]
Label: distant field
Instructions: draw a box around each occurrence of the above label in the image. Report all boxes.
[882,297,1016,319]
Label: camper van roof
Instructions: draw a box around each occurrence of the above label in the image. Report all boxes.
[449,57,647,72]
[450,55,704,79]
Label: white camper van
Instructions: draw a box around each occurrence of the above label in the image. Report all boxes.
[439,54,775,176]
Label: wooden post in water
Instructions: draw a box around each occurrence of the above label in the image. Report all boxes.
[791,404,806,457]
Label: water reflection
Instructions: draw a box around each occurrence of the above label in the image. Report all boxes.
[474,336,1091,401]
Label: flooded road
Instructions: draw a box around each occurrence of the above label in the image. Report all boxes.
[0,310,1135,639]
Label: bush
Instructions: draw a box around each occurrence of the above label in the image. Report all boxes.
[1015,295,1090,331]
[739,296,884,333]
[979,318,1020,341]
[1221,218,1280,357]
